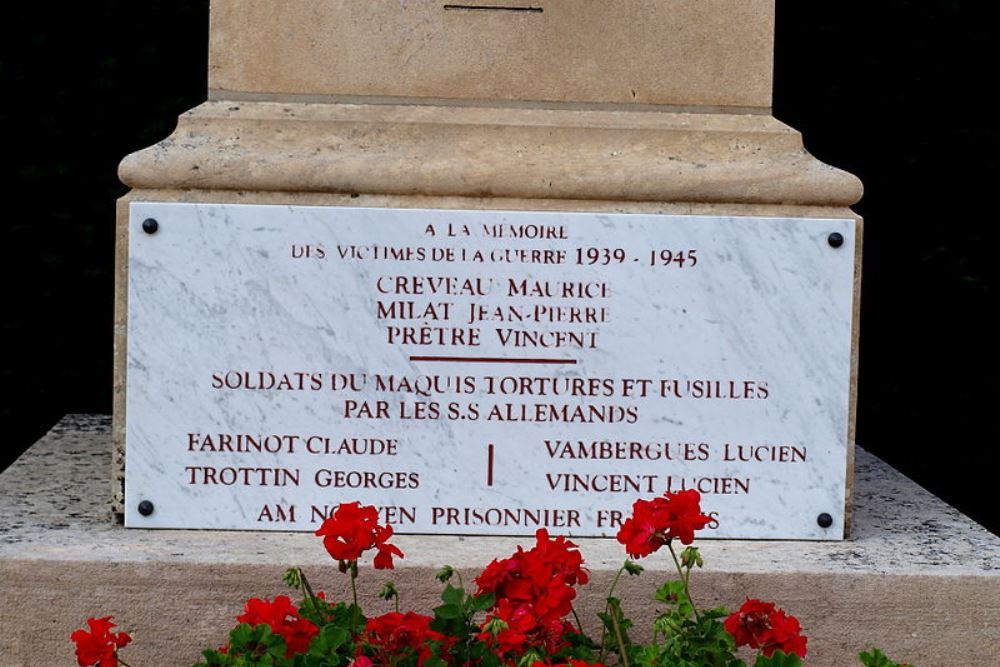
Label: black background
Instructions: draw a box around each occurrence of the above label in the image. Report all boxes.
[1,2,996,535]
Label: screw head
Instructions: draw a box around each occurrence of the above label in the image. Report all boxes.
[827,232,845,249]
[142,218,159,235]
[138,500,155,517]
[817,512,834,528]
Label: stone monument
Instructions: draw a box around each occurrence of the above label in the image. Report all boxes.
[114,0,863,541]
[1,2,997,665]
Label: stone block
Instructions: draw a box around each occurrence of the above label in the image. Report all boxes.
[209,0,775,109]
[3,416,997,666]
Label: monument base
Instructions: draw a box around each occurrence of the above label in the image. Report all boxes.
[2,416,997,666]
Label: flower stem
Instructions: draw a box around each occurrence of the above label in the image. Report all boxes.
[599,566,628,664]
[298,568,321,613]
[608,565,626,599]
[571,605,584,634]
[346,560,360,636]
[610,605,631,667]
[666,542,699,622]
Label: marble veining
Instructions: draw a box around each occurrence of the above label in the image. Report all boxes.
[124,204,856,539]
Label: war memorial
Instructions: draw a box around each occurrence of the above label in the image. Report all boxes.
[1,2,997,664]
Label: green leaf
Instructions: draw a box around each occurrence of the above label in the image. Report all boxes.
[655,580,694,619]
[556,631,601,658]
[859,648,911,667]
[229,623,256,648]
[435,565,456,583]
[339,604,366,632]
[655,580,687,604]
[316,625,350,652]
[754,651,804,667]
[219,624,292,665]
[193,649,229,666]
[702,606,732,621]
[470,591,496,612]
[441,584,465,606]
[434,603,464,620]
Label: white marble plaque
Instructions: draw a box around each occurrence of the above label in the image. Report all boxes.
[125,203,856,539]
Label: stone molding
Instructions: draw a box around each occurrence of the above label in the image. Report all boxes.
[119,101,862,206]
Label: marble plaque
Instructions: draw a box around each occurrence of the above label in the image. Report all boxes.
[125,203,856,539]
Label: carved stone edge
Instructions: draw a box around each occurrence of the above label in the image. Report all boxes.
[119,101,863,207]
[111,198,129,518]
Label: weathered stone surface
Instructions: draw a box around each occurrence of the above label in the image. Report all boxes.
[119,101,863,206]
[3,416,997,666]
[209,0,776,109]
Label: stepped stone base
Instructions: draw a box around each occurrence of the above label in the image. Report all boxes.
[1,416,997,666]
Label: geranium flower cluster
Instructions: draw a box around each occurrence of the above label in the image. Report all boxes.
[475,528,588,659]
[236,595,319,657]
[724,598,809,659]
[314,500,404,569]
[70,616,133,667]
[616,488,713,556]
[360,611,455,667]
[72,497,913,667]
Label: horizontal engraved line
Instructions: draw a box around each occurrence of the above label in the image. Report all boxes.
[410,355,576,365]
[443,5,543,13]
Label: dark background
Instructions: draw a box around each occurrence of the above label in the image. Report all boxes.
[1,2,996,534]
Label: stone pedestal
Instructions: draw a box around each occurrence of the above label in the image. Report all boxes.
[2,417,998,666]
[12,4,963,664]
[112,0,864,520]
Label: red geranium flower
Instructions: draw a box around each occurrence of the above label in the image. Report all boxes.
[478,598,574,657]
[477,598,538,653]
[616,489,712,557]
[724,598,808,658]
[475,530,588,660]
[475,529,588,626]
[522,529,589,588]
[237,595,319,657]
[533,660,607,667]
[476,529,588,601]
[724,599,776,646]
[362,611,454,667]
[476,555,520,594]
[70,616,132,667]
[372,524,405,570]
[315,502,404,569]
